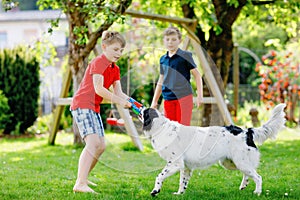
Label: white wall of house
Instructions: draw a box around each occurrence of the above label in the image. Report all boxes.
[0,10,68,115]
[0,10,68,48]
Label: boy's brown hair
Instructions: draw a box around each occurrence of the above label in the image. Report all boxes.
[102,31,126,48]
[163,26,182,40]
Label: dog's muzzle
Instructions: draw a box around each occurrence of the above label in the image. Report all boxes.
[138,107,146,123]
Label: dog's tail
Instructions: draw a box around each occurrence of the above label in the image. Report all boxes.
[252,103,286,145]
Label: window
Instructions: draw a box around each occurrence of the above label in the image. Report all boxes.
[0,32,8,48]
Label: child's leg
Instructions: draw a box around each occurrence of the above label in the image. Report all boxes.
[73,134,105,192]
[164,99,178,122]
[71,109,105,192]
[88,136,106,173]
[178,94,193,126]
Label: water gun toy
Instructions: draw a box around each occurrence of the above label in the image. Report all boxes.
[128,97,144,115]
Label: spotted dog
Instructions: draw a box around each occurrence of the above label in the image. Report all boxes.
[139,104,286,196]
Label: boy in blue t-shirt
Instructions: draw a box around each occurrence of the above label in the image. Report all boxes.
[151,26,203,125]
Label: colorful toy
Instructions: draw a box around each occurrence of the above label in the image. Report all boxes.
[128,97,144,115]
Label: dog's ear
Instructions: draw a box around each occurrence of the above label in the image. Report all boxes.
[143,108,159,131]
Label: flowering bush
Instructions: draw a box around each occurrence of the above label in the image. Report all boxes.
[256,49,299,125]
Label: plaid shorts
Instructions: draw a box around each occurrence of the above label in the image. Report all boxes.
[71,108,105,139]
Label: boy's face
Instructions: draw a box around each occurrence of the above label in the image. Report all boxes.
[163,34,181,53]
[102,42,124,63]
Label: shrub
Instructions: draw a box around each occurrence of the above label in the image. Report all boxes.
[27,114,52,135]
[0,90,12,132]
[256,48,299,126]
[0,46,40,134]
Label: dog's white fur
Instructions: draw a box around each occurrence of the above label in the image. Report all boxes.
[140,104,286,196]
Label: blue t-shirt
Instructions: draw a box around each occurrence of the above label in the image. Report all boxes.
[160,48,196,100]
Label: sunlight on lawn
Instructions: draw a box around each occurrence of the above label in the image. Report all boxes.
[0,136,47,153]
[276,127,300,141]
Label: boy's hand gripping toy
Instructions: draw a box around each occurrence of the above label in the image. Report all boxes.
[128,98,144,115]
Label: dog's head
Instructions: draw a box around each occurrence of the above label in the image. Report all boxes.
[139,108,160,131]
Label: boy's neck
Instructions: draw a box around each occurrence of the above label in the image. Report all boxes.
[168,48,178,57]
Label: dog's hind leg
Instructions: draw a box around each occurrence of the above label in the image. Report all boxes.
[150,160,183,197]
[251,170,262,195]
[239,174,249,190]
[174,167,193,195]
[237,166,262,195]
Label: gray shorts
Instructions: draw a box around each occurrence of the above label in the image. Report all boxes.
[71,108,105,139]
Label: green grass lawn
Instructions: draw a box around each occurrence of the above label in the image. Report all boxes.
[0,128,300,200]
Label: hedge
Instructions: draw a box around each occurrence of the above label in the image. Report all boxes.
[0,46,40,134]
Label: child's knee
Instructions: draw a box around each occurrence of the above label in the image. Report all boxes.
[95,143,105,154]
[85,138,106,155]
[92,139,105,154]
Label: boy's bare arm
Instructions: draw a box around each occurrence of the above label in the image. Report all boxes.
[191,68,203,107]
[93,74,131,108]
[112,80,130,99]
[151,75,164,108]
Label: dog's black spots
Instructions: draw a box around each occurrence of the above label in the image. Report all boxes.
[225,124,243,135]
[172,152,175,155]
[143,108,159,131]
[151,189,160,197]
[246,128,257,149]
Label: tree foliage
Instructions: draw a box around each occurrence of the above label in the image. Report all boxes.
[37,0,131,73]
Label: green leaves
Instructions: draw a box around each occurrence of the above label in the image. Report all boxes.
[1,0,19,11]
[73,25,89,45]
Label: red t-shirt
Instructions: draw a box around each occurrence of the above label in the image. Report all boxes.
[70,54,120,113]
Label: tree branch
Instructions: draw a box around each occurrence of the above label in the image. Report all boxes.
[251,0,276,6]
[181,3,206,48]
[81,0,132,58]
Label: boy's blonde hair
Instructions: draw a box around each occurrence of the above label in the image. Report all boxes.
[102,31,126,48]
[163,26,182,40]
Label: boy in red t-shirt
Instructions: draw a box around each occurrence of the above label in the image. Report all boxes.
[70,31,132,193]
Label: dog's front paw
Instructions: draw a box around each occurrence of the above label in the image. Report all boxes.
[151,189,160,197]
[239,183,248,190]
[253,190,262,196]
[173,191,184,195]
